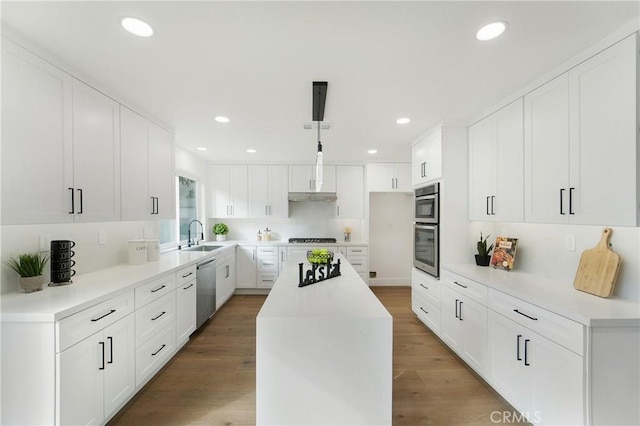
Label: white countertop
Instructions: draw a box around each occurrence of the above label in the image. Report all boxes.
[0,245,235,323]
[222,240,368,247]
[258,253,387,319]
[443,263,640,327]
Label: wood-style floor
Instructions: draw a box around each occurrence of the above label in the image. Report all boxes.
[109,287,525,425]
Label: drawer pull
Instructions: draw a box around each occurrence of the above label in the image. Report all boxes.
[151,344,166,356]
[419,306,429,314]
[151,285,167,293]
[151,311,166,321]
[419,283,429,290]
[352,262,362,266]
[181,272,193,278]
[453,281,468,289]
[183,283,194,290]
[91,309,116,322]
[262,279,274,283]
[514,309,538,321]
[351,249,363,253]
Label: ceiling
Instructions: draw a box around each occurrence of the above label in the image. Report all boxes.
[2,1,638,164]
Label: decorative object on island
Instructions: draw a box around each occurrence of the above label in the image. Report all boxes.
[573,228,621,298]
[344,226,351,242]
[299,250,341,287]
[213,223,229,241]
[5,252,48,293]
[475,232,494,266]
[490,236,518,271]
[307,249,334,264]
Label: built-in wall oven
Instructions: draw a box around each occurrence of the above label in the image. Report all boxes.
[414,183,440,278]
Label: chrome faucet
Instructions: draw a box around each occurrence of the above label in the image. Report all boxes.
[188,219,204,247]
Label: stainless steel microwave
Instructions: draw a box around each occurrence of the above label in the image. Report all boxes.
[413,223,439,278]
[414,183,439,224]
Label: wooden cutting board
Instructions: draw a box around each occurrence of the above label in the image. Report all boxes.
[573,228,621,298]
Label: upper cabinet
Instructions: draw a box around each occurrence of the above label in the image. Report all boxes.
[412,127,442,186]
[121,107,174,221]
[288,165,336,193]
[524,34,638,226]
[336,165,364,218]
[366,163,412,192]
[209,165,249,218]
[249,165,288,218]
[469,99,524,222]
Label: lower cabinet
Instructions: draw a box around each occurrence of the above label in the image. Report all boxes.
[236,245,257,288]
[216,248,236,308]
[176,278,197,348]
[57,313,135,425]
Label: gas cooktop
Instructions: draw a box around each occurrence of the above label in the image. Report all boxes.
[288,238,337,244]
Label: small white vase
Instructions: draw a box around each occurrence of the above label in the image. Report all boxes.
[216,234,226,242]
[20,275,44,293]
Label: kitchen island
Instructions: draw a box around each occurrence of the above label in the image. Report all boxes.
[256,253,392,425]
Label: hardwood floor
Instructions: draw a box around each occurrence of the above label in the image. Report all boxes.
[110,287,525,425]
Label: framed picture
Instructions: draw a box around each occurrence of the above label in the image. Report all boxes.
[491,237,518,271]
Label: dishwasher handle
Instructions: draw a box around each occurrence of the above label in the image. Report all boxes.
[197,258,217,269]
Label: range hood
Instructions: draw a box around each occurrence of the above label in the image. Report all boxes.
[288,192,337,202]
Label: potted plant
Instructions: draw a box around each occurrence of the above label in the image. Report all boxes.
[213,223,229,241]
[5,252,49,293]
[475,233,494,267]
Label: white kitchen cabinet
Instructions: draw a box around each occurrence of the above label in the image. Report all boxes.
[366,163,412,192]
[236,245,257,288]
[488,310,583,425]
[468,98,524,222]
[257,246,279,288]
[249,165,288,218]
[210,165,249,218]
[121,107,174,220]
[411,268,441,335]
[176,277,197,347]
[345,246,369,283]
[336,165,364,218]
[1,39,73,225]
[58,313,135,425]
[288,164,336,193]
[279,246,288,271]
[525,35,638,226]
[412,127,442,186]
[216,249,236,309]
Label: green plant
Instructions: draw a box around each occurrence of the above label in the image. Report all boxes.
[477,233,494,257]
[213,223,229,235]
[5,252,49,277]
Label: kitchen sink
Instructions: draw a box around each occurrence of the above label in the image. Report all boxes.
[183,245,222,252]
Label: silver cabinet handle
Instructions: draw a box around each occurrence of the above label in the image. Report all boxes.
[337,205,340,216]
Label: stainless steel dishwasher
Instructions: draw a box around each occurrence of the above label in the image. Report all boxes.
[196,256,217,329]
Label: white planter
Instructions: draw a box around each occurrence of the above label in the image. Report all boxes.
[216,235,226,242]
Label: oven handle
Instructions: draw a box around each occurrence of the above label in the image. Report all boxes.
[414,223,438,231]
[415,194,438,202]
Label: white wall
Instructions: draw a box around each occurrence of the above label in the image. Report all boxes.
[368,192,413,285]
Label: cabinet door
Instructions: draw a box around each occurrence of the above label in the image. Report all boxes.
[524,74,570,224]
[278,246,288,271]
[103,314,135,419]
[1,40,73,224]
[439,286,463,352]
[148,123,175,220]
[58,332,104,425]
[412,140,428,185]
[494,99,524,222]
[229,165,249,217]
[268,165,289,218]
[568,35,637,226]
[468,115,497,220]
[289,165,314,192]
[394,163,412,192]
[314,164,336,193]
[336,165,364,218]
[249,165,270,217]
[72,79,121,222]
[176,279,197,346]
[120,107,150,220]
[423,128,442,182]
[459,296,487,375]
[210,165,232,217]
[367,163,395,192]
[236,246,257,288]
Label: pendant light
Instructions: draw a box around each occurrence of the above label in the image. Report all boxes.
[312,82,328,192]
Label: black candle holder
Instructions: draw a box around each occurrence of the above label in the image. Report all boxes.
[298,259,341,287]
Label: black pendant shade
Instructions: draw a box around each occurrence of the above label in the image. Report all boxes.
[312,81,328,122]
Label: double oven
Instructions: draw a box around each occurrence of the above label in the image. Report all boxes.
[413,183,439,278]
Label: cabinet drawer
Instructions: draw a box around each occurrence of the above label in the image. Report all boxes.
[489,289,584,355]
[412,268,441,306]
[258,257,278,272]
[412,289,441,334]
[441,270,487,306]
[347,256,368,273]
[347,247,368,257]
[176,264,196,288]
[257,246,278,257]
[57,291,134,352]
[257,273,277,288]
[135,291,176,346]
[135,274,176,309]
[135,323,176,387]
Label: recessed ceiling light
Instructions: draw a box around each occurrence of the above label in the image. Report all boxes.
[476,21,508,41]
[396,118,410,125]
[121,17,154,37]
[368,149,378,154]
[246,148,256,153]
[197,147,207,151]
[215,116,230,123]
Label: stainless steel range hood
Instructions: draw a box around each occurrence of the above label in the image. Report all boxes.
[288,192,337,202]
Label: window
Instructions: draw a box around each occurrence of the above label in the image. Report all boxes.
[159,175,201,246]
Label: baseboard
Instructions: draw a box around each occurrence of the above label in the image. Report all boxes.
[368,278,410,286]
